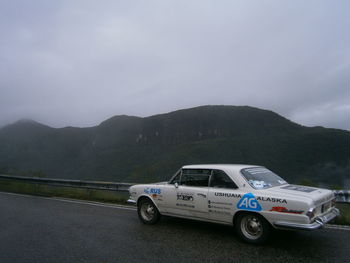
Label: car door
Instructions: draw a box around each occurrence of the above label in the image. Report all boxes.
[162,169,210,219]
[207,169,243,223]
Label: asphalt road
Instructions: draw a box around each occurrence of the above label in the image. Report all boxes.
[0,192,349,263]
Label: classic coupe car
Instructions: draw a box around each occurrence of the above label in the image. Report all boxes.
[127,164,339,243]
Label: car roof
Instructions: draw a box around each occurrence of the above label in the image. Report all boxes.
[181,164,262,171]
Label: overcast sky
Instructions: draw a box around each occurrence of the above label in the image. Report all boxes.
[0,0,350,130]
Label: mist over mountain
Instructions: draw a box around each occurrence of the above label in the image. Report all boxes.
[0,105,349,187]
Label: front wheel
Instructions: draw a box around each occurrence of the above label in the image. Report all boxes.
[235,213,271,244]
[137,198,161,224]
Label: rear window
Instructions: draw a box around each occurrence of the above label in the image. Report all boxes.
[241,167,287,189]
[210,170,237,189]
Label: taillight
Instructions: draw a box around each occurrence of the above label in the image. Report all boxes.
[306,207,315,220]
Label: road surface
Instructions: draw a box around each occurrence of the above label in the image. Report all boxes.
[0,191,349,263]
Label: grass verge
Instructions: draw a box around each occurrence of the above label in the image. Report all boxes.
[0,178,129,204]
[334,203,350,226]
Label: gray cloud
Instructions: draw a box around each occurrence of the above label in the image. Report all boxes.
[1,0,350,129]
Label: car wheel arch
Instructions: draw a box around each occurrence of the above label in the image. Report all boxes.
[137,195,160,212]
[233,210,273,244]
[232,210,271,227]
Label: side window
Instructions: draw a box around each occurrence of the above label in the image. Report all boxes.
[210,170,238,189]
[181,169,211,187]
[170,170,181,184]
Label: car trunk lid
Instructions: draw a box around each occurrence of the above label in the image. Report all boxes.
[268,184,334,206]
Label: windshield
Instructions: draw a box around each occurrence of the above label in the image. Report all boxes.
[241,167,287,189]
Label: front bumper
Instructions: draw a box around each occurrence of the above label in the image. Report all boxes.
[274,207,340,230]
[127,198,136,205]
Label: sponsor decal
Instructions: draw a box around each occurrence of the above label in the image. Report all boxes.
[208,200,233,206]
[270,206,303,214]
[214,192,241,198]
[209,209,231,215]
[237,193,262,211]
[256,196,287,204]
[249,180,266,189]
[144,188,161,195]
[176,203,195,208]
[244,167,269,174]
[213,192,286,204]
[177,193,194,201]
[208,205,230,210]
[281,185,317,193]
[152,194,163,200]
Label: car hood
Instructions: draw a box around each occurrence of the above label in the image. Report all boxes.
[266,184,334,205]
[154,181,168,185]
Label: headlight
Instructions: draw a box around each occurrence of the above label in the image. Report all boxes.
[128,186,136,195]
[129,190,137,196]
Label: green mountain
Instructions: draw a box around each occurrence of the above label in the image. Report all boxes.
[0,106,349,187]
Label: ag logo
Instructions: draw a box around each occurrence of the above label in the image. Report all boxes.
[237,193,262,211]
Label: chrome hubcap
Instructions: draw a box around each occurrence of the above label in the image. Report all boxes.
[241,215,263,240]
[140,203,155,221]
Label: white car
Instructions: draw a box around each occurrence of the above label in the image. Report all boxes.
[127,164,339,244]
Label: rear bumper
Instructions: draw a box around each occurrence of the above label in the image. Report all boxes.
[274,207,340,230]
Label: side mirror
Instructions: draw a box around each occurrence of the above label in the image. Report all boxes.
[174,182,179,188]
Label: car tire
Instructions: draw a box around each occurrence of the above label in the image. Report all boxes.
[234,212,271,244]
[137,198,161,224]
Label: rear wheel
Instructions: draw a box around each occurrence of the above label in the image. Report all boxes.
[137,198,161,224]
[235,213,271,244]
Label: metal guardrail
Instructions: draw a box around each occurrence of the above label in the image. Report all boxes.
[0,174,133,192]
[333,190,350,203]
[0,174,349,202]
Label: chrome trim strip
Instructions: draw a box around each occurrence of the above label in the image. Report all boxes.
[161,212,232,226]
[274,208,340,231]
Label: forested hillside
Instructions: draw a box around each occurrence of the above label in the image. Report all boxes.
[1,106,349,187]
